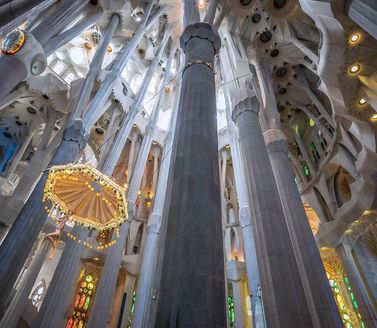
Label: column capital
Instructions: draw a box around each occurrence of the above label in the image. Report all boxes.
[263,128,288,153]
[231,89,259,123]
[180,22,221,54]
[1,30,46,77]
[62,119,88,150]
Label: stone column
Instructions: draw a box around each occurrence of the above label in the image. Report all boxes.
[87,50,173,328]
[155,22,227,327]
[0,0,56,38]
[0,236,50,328]
[264,128,343,328]
[33,226,89,328]
[346,0,377,40]
[227,260,248,328]
[223,84,266,327]
[231,89,313,327]
[0,119,88,311]
[70,13,120,120]
[131,75,182,328]
[120,274,137,328]
[336,244,377,327]
[126,132,138,184]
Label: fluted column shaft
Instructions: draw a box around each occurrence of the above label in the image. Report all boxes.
[264,128,343,328]
[346,0,377,40]
[81,0,159,131]
[86,52,172,328]
[33,226,89,328]
[131,77,181,327]
[71,13,120,120]
[232,90,312,327]
[0,237,50,328]
[155,22,226,327]
[120,274,137,328]
[232,280,247,328]
[0,0,56,37]
[336,244,377,327]
[223,80,265,326]
[0,119,88,310]
[30,0,90,46]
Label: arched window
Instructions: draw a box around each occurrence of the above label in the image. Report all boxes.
[30,279,46,306]
[66,273,96,328]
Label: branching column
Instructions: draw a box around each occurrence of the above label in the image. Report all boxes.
[0,119,88,311]
[264,128,343,327]
[155,22,226,327]
[131,76,182,328]
[231,89,313,327]
[33,226,88,328]
[86,50,173,328]
[0,236,50,328]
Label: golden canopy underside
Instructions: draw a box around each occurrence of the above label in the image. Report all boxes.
[44,164,127,230]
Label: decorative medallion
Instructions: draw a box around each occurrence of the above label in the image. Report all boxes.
[1,30,26,55]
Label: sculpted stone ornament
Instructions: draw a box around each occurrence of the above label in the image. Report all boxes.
[1,30,25,55]
[1,29,46,77]
[30,53,47,75]
[62,119,89,150]
[180,22,221,54]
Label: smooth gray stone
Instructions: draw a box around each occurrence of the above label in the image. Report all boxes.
[155,23,226,328]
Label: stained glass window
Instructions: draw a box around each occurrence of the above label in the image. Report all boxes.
[65,273,96,328]
[228,284,235,328]
[127,291,136,328]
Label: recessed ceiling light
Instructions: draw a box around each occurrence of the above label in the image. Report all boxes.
[349,64,361,74]
[369,114,377,122]
[349,33,360,43]
[358,98,367,105]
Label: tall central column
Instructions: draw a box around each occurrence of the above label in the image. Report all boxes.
[155,23,226,327]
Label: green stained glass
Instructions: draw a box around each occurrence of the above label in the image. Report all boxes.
[228,295,235,328]
[83,296,91,310]
[127,291,137,328]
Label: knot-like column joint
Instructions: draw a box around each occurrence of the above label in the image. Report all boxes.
[263,129,288,154]
[231,89,259,123]
[180,22,221,54]
[63,119,88,150]
[1,30,46,77]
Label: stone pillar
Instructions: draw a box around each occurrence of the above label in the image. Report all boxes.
[264,128,343,328]
[346,0,377,40]
[0,237,50,328]
[231,89,313,327]
[33,226,89,328]
[120,274,137,328]
[336,244,377,327]
[227,260,248,328]
[223,84,266,327]
[126,132,138,184]
[0,0,56,38]
[131,75,182,328]
[155,22,227,327]
[0,119,88,311]
[30,0,90,46]
[0,0,48,28]
[70,13,120,120]
[86,36,172,328]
